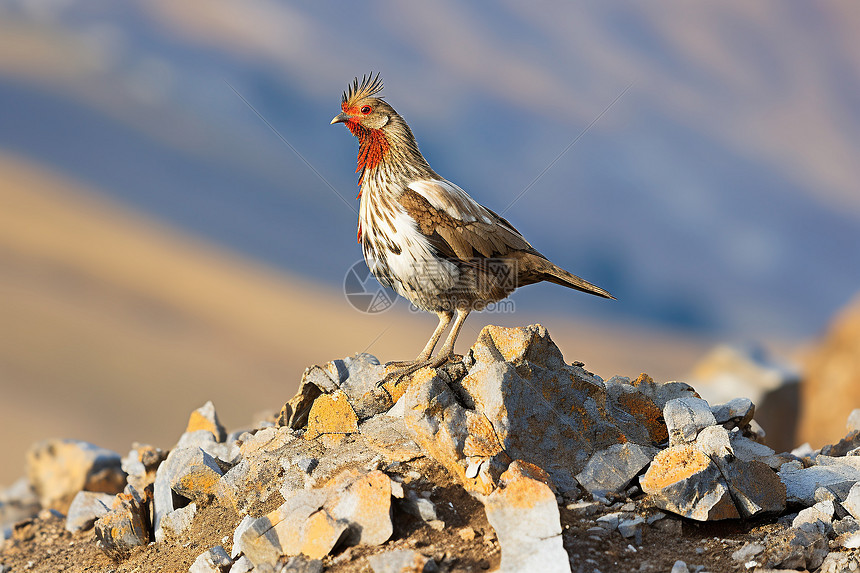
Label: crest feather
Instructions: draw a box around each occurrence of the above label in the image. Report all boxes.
[342,73,384,108]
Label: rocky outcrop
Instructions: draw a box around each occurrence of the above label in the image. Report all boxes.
[3,324,860,572]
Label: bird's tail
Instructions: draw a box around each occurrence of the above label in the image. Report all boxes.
[539,263,615,300]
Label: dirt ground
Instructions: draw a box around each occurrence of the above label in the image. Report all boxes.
[0,455,782,573]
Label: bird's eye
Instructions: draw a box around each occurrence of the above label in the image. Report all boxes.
[360,105,372,115]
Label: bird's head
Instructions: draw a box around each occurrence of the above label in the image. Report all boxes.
[330,73,394,134]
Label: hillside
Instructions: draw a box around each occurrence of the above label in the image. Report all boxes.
[0,154,711,486]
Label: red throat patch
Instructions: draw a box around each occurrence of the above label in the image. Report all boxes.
[349,123,390,186]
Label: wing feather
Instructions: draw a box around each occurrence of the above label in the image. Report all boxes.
[399,179,538,263]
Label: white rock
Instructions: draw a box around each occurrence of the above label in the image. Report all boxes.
[664,398,717,446]
[228,556,253,573]
[189,545,232,573]
[844,482,860,520]
[778,463,860,505]
[792,500,834,535]
[156,503,197,542]
[670,560,689,573]
[575,442,658,496]
[617,516,644,539]
[65,491,115,533]
[367,549,438,573]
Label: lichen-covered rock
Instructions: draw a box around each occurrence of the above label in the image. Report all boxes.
[26,439,125,513]
[186,401,227,442]
[641,444,739,520]
[94,486,151,561]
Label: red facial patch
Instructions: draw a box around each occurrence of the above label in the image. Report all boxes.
[351,123,390,186]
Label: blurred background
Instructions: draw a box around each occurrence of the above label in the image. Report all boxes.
[1,1,859,485]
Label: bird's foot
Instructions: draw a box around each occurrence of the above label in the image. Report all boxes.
[379,354,461,387]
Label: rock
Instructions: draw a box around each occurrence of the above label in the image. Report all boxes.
[669,561,689,573]
[844,482,860,520]
[604,375,671,445]
[26,439,126,513]
[228,556,253,573]
[663,397,717,446]
[65,491,115,532]
[397,325,671,496]
[121,444,166,492]
[595,511,623,531]
[154,444,228,537]
[617,515,644,539]
[691,343,800,453]
[367,549,438,573]
[189,545,232,573]
[799,294,860,448]
[482,461,570,573]
[94,486,151,561]
[155,502,197,542]
[168,448,226,504]
[710,397,755,430]
[778,462,860,506]
[640,444,739,520]
[187,401,227,442]
[818,550,860,573]
[761,527,829,571]
[792,500,835,535]
[279,555,324,573]
[731,542,765,562]
[304,390,359,442]
[575,442,658,496]
[0,478,40,541]
[235,469,392,566]
[279,374,324,429]
[400,492,438,523]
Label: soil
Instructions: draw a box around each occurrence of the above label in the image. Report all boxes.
[0,454,782,573]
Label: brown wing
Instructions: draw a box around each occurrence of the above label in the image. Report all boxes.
[398,186,536,263]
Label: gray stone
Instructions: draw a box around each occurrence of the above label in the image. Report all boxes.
[154,445,225,539]
[121,444,166,492]
[187,401,227,442]
[0,478,40,539]
[617,515,644,539]
[670,561,689,573]
[482,461,570,573]
[731,542,764,562]
[190,545,233,573]
[26,439,126,513]
[710,397,755,429]
[280,555,324,573]
[834,515,860,536]
[664,397,716,446]
[367,549,438,573]
[575,442,658,496]
[228,556,253,573]
[65,491,115,532]
[156,502,197,542]
[400,492,438,523]
[778,463,860,505]
[844,482,860,520]
[595,512,623,531]
[792,500,835,535]
[761,527,829,571]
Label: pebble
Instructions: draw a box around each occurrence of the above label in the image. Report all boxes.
[670,561,690,573]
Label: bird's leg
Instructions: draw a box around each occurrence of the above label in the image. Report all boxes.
[386,311,453,367]
[381,308,470,386]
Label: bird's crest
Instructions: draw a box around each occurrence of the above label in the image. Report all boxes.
[342,73,384,110]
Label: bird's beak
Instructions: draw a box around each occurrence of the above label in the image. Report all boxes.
[330,112,349,125]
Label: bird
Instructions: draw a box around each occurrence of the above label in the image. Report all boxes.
[331,73,614,380]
